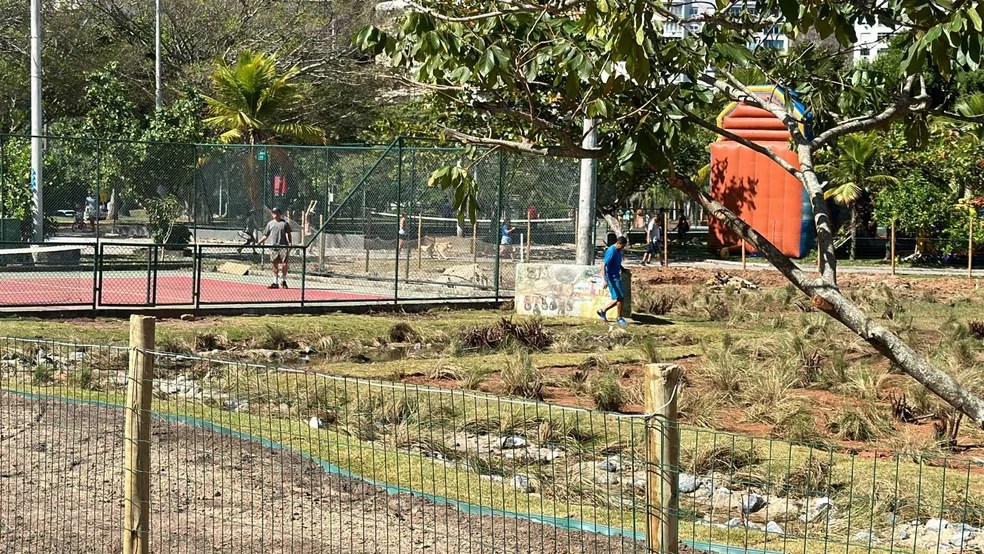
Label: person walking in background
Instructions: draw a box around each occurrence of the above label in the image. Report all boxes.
[634,208,645,229]
[500,218,515,260]
[676,214,691,242]
[257,207,292,289]
[642,214,662,266]
[84,192,98,232]
[398,215,407,252]
[597,236,628,326]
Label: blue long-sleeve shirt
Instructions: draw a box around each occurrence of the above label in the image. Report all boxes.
[602,245,622,282]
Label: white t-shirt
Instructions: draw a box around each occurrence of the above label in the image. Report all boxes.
[647,220,662,242]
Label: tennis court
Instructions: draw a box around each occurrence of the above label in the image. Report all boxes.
[0,271,386,308]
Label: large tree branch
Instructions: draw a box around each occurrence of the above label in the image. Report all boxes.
[671,172,984,428]
[810,75,930,148]
[403,0,585,23]
[683,111,802,179]
[700,70,810,146]
[439,127,608,158]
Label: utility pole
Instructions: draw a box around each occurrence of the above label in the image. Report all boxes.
[30,0,43,242]
[155,0,162,110]
[576,118,598,266]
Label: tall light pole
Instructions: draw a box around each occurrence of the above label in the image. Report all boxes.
[155,0,162,110]
[30,0,43,242]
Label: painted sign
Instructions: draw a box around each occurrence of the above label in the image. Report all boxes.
[515,263,631,319]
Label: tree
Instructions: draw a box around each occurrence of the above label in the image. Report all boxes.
[358,1,984,426]
[203,50,324,219]
[817,133,897,259]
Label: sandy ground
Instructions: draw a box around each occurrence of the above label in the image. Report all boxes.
[0,393,647,554]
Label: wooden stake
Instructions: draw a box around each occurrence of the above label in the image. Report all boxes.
[417,212,423,269]
[318,215,325,272]
[741,240,747,271]
[970,214,975,278]
[365,248,370,273]
[890,221,896,276]
[645,363,680,554]
[124,315,155,554]
[662,212,669,267]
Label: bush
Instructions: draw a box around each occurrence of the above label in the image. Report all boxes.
[588,372,627,412]
[635,289,678,315]
[32,363,55,385]
[388,322,420,343]
[461,318,551,351]
[501,349,544,399]
[828,406,889,441]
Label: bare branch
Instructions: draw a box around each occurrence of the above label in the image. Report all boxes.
[440,127,608,158]
[683,111,802,179]
[810,75,930,148]
[404,0,584,23]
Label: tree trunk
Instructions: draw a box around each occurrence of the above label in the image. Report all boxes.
[602,213,623,236]
[673,175,984,428]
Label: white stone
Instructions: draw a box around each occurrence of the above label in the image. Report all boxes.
[897,529,910,541]
[597,457,621,472]
[949,530,975,547]
[726,518,744,528]
[500,436,527,449]
[854,531,878,543]
[741,493,767,514]
[766,521,784,535]
[678,473,699,494]
[926,519,949,531]
[309,416,324,429]
[511,474,535,493]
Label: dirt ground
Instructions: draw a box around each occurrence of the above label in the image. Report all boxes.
[0,393,650,554]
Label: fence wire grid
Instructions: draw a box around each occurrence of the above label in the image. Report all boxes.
[0,136,581,309]
[2,337,983,554]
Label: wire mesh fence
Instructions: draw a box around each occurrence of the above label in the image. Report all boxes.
[2,336,984,553]
[0,135,583,309]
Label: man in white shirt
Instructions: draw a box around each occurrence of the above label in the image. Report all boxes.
[641,215,661,266]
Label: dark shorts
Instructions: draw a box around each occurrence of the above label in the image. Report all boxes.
[646,242,658,254]
[269,249,289,264]
[608,278,624,300]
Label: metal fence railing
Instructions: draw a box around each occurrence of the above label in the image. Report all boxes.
[1,335,982,554]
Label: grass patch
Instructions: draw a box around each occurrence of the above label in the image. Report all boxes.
[588,371,627,412]
[501,349,544,400]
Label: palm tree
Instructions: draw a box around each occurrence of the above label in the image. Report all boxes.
[819,133,898,260]
[203,51,324,220]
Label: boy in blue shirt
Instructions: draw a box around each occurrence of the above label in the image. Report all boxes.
[598,236,628,325]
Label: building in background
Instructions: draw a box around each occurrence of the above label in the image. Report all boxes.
[854,23,897,62]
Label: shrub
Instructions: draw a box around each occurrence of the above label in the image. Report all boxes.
[970,320,984,340]
[388,322,420,343]
[194,332,227,352]
[772,407,825,445]
[637,335,661,363]
[827,406,889,442]
[257,325,298,350]
[635,289,678,315]
[588,372,627,412]
[684,445,761,475]
[461,318,551,351]
[462,366,492,390]
[32,363,55,385]
[68,366,98,391]
[501,349,544,399]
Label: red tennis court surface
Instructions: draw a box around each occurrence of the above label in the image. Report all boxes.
[0,274,387,307]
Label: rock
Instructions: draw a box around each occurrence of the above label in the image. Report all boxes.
[223,399,249,412]
[950,523,977,533]
[801,497,834,523]
[597,457,620,472]
[500,436,527,449]
[726,518,745,528]
[747,497,801,524]
[309,416,324,429]
[926,518,949,531]
[679,473,699,494]
[949,530,975,547]
[854,531,877,543]
[179,314,196,321]
[537,448,563,462]
[766,521,784,535]
[633,478,646,491]
[596,472,620,486]
[511,474,535,493]
[741,493,767,515]
[897,529,910,541]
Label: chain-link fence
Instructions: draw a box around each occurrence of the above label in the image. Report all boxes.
[0,136,581,309]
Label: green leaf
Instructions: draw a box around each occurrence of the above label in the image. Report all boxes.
[967,8,983,32]
[477,48,496,77]
[778,0,799,24]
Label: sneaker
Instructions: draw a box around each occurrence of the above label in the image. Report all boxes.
[616,318,628,326]
[267,283,280,289]
[281,281,289,289]
[597,310,608,322]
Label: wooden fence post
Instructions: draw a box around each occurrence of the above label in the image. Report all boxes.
[645,363,680,554]
[124,315,155,554]
[526,219,532,260]
[473,221,479,263]
[741,240,747,272]
[662,212,669,267]
[890,221,896,277]
[969,213,975,278]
